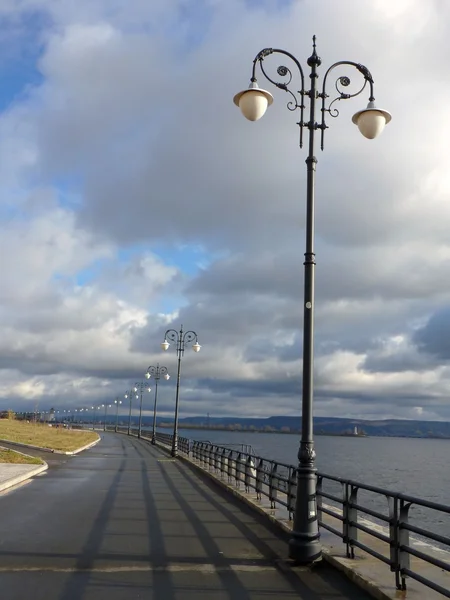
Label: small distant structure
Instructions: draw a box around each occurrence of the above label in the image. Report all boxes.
[42,408,56,423]
[354,426,358,436]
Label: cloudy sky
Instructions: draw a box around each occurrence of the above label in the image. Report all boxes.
[0,0,450,423]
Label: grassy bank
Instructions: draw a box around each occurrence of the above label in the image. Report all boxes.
[0,448,43,465]
[0,420,99,452]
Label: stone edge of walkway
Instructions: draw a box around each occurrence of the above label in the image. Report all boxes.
[0,460,48,493]
[152,441,393,600]
[0,434,101,456]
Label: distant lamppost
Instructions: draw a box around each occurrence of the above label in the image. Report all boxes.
[161,325,201,457]
[103,404,111,431]
[233,36,391,564]
[93,405,101,430]
[91,406,96,430]
[124,389,138,435]
[114,398,122,432]
[145,364,170,445]
[133,381,152,438]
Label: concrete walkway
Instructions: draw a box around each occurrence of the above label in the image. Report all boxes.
[0,432,372,600]
[0,463,47,492]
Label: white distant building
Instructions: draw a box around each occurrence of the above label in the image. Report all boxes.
[42,408,56,423]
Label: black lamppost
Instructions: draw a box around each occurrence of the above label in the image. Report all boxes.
[233,36,391,565]
[161,325,201,457]
[92,405,100,430]
[114,398,122,432]
[145,364,170,445]
[133,381,152,438]
[103,403,111,431]
[124,389,138,435]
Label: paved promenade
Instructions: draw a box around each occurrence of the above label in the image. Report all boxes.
[0,433,372,599]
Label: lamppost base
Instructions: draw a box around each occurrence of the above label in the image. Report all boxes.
[151,438,156,445]
[288,463,322,564]
[288,532,321,564]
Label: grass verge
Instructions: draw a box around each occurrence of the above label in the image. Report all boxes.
[0,448,43,465]
[0,420,99,452]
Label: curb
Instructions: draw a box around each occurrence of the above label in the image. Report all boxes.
[0,438,57,454]
[68,436,101,455]
[321,552,392,600]
[0,433,101,456]
[0,462,48,493]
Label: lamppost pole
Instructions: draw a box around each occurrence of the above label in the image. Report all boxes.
[93,405,100,430]
[233,36,391,565]
[146,364,170,445]
[103,404,111,431]
[125,390,135,435]
[133,382,151,439]
[114,398,122,432]
[161,325,201,457]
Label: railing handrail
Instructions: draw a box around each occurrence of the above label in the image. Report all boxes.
[318,471,450,514]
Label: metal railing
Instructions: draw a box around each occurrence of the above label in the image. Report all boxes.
[154,432,190,455]
[191,440,450,597]
[210,442,255,455]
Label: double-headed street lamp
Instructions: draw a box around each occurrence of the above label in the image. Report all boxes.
[233,36,391,565]
[114,398,122,432]
[92,405,101,430]
[145,364,170,445]
[124,388,138,435]
[161,325,201,457]
[134,381,152,438]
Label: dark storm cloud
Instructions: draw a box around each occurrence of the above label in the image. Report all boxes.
[414,306,450,360]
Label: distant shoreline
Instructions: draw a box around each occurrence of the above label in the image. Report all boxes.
[155,423,450,440]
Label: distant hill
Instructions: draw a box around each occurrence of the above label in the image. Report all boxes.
[169,415,450,438]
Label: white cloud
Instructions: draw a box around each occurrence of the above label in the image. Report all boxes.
[1,0,450,420]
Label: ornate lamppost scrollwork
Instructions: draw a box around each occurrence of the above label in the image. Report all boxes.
[161,325,201,457]
[233,35,391,565]
[145,364,170,444]
[114,398,122,432]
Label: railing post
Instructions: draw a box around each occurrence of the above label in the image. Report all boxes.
[245,455,256,493]
[398,499,411,591]
[221,447,227,479]
[201,443,207,466]
[316,474,323,523]
[255,458,264,500]
[343,483,358,559]
[214,446,220,472]
[388,495,397,580]
[287,466,297,518]
[227,450,234,483]
[236,452,244,488]
[269,463,278,509]
[202,443,208,466]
